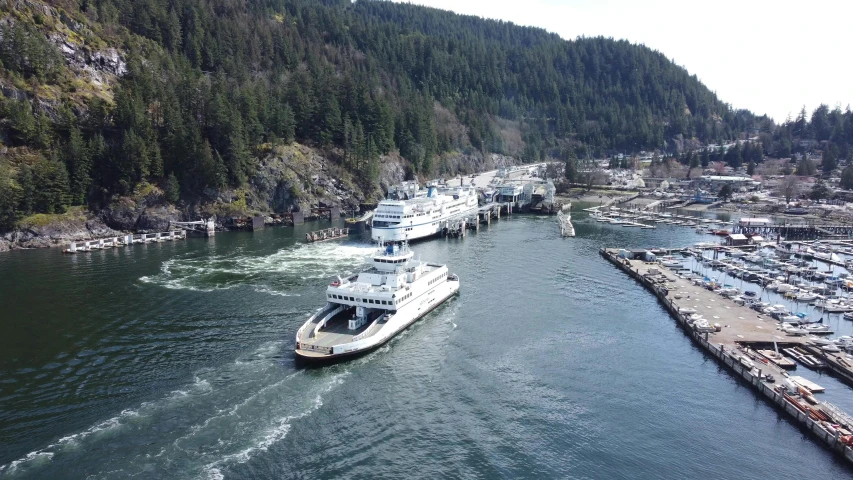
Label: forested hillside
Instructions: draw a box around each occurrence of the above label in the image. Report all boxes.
[0,0,755,231]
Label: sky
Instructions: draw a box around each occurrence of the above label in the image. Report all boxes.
[396,0,852,123]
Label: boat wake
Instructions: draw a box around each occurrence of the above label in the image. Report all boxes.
[139,242,375,294]
[0,341,350,479]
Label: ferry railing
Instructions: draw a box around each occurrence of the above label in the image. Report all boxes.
[312,305,345,338]
[353,314,387,342]
[299,344,332,354]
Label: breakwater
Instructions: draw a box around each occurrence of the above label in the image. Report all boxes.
[601,247,853,464]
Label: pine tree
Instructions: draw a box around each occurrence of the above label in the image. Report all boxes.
[120,129,151,186]
[32,156,71,214]
[822,147,838,174]
[840,166,853,190]
[565,150,578,183]
[809,180,831,200]
[0,167,21,230]
[66,126,92,205]
[165,172,181,203]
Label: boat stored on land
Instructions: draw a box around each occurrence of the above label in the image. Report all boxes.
[295,243,459,362]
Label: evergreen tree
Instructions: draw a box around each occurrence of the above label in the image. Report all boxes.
[724,143,742,169]
[565,151,578,183]
[609,157,619,170]
[809,180,831,200]
[840,166,853,190]
[0,166,21,230]
[796,156,816,176]
[822,147,838,174]
[65,126,92,205]
[746,161,755,176]
[165,172,181,203]
[31,156,70,214]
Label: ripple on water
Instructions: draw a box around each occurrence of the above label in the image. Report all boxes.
[139,242,376,293]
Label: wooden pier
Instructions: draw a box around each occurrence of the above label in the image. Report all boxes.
[306,227,350,243]
[601,248,853,465]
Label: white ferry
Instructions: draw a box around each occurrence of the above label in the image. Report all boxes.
[294,243,459,362]
[371,184,479,242]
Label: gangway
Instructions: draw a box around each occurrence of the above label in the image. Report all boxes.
[171,218,216,236]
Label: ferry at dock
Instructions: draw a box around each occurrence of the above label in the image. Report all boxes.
[371,183,479,242]
[294,243,459,362]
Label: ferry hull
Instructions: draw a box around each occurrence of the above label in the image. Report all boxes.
[295,281,459,363]
[371,206,479,243]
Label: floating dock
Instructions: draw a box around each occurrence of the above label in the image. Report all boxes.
[783,347,827,370]
[557,208,574,237]
[306,227,350,243]
[790,376,826,393]
[601,247,853,464]
[64,230,186,253]
[757,350,797,370]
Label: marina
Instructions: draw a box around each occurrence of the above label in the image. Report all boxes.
[602,245,853,465]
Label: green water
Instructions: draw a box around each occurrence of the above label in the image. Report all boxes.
[1,216,852,479]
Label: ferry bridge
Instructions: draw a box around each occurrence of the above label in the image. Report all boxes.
[439,203,510,238]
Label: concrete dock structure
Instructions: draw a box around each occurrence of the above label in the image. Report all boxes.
[601,247,853,465]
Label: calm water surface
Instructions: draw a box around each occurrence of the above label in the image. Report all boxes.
[2,213,853,479]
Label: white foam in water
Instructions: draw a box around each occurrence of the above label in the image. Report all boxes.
[200,374,346,477]
[1,358,233,474]
[2,324,344,477]
[140,242,375,293]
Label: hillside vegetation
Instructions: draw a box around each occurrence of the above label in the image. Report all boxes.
[0,0,758,230]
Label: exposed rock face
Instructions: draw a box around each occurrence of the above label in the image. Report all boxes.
[100,198,139,231]
[135,206,174,233]
[2,213,122,249]
[100,190,179,233]
[379,153,407,192]
[247,144,383,214]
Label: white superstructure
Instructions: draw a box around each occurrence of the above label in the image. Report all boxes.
[371,184,479,242]
[295,243,459,361]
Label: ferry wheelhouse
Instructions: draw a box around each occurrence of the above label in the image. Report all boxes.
[295,243,459,361]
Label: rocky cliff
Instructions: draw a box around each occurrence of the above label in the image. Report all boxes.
[0,142,422,251]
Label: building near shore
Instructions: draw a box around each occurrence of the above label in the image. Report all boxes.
[694,175,761,192]
[738,217,772,228]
